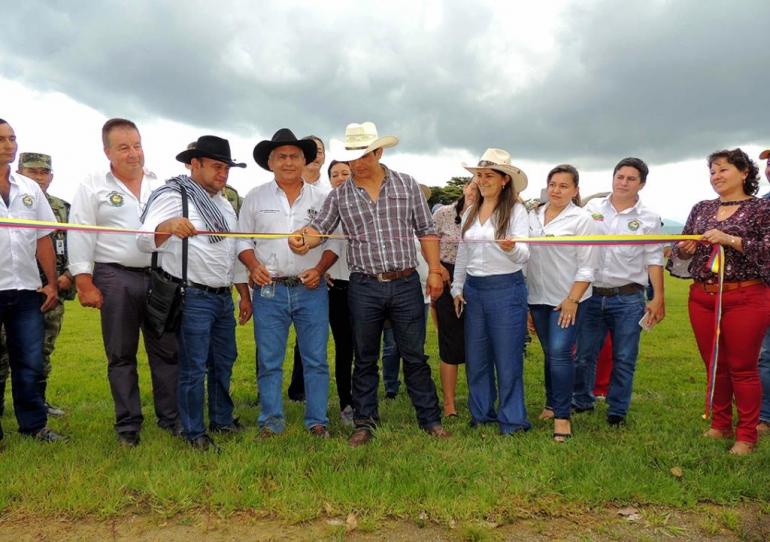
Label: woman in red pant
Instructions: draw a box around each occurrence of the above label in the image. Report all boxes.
[670,148,770,455]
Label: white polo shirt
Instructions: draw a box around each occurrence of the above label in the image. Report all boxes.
[69,169,164,275]
[451,202,529,298]
[527,202,597,306]
[0,173,56,291]
[137,189,247,288]
[585,195,664,288]
[237,180,340,276]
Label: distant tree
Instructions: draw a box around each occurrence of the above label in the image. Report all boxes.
[428,176,471,207]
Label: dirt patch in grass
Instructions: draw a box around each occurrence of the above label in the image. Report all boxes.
[1,504,768,541]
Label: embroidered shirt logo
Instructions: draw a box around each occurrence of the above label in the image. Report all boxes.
[107,192,124,207]
[627,219,641,231]
[21,194,34,208]
[591,213,604,221]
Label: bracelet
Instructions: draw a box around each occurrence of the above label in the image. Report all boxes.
[429,271,443,276]
[566,296,579,304]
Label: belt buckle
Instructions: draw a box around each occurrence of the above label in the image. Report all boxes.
[375,272,391,283]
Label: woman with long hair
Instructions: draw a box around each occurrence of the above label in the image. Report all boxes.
[669,148,770,455]
[527,165,596,442]
[432,179,479,416]
[451,149,531,434]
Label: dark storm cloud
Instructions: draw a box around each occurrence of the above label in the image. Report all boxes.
[2,0,768,165]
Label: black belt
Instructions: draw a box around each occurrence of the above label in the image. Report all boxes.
[103,262,150,273]
[160,270,231,295]
[359,268,416,283]
[273,276,303,287]
[593,283,644,296]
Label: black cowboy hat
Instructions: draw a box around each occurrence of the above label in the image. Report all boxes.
[176,135,246,168]
[252,128,317,171]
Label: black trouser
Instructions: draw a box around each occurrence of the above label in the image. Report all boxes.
[93,263,178,433]
[328,279,354,411]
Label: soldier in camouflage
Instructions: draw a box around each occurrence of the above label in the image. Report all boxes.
[0,153,74,418]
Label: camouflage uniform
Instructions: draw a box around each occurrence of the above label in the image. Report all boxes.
[0,193,73,398]
[223,184,242,217]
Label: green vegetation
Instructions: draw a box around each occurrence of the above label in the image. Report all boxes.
[0,276,767,523]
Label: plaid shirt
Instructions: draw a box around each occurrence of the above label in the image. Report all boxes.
[310,164,436,274]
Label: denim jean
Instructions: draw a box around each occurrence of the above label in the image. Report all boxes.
[176,288,238,441]
[0,290,47,438]
[464,272,530,434]
[252,283,329,432]
[381,304,429,396]
[573,291,646,417]
[760,327,770,424]
[348,272,440,430]
[530,304,580,420]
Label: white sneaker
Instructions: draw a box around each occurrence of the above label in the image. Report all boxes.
[340,405,354,428]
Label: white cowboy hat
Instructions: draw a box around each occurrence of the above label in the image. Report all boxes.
[463,148,528,193]
[333,122,399,161]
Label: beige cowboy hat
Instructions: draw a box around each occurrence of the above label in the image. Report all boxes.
[334,122,399,161]
[463,148,528,193]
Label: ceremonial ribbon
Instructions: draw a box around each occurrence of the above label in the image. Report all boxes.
[704,245,725,419]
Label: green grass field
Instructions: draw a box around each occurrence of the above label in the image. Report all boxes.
[0,276,768,525]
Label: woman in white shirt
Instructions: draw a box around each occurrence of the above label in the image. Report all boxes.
[451,149,531,434]
[527,164,597,442]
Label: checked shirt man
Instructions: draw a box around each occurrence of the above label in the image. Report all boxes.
[293,121,451,447]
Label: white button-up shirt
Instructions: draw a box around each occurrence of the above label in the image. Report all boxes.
[527,202,597,306]
[237,180,339,276]
[451,202,530,297]
[585,195,664,288]
[0,173,56,291]
[68,169,163,275]
[137,188,247,288]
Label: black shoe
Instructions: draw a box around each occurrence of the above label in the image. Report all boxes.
[572,406,595,414]
[385,392,397,400]
[607,415,626,427]
[117,431,140,447]
[189,434,220,453]
[288,393,305,403]
[158,421,183,437]
[210,418,244,434]
[30,427,68,442]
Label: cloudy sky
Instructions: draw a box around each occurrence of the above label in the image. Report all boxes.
[2,0,769,222]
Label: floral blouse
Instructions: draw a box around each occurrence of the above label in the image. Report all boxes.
[667,197,770,284]
[433,203,463,264]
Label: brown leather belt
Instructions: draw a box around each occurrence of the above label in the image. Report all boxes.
[698,279,763,294]
[363,268,416,283]
[593,283,644,296]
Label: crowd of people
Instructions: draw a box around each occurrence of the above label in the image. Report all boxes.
[1,116,769,455]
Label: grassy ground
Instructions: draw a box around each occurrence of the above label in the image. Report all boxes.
[0,275,768,529]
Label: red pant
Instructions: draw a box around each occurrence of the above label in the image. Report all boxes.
[688,283,770,443]
[593,334,613,396]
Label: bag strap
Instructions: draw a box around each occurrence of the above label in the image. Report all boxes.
[150,185,190,285]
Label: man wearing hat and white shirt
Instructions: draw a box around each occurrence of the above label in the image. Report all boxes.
[238,128,338,437]
[0,119,65,444]
[756,148,770,437]
[291,122,450,447]
[138,135,252,451]
[69,118,179,447]
[572,157,665,426]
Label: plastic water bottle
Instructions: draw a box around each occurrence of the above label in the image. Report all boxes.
[260,253,278,299]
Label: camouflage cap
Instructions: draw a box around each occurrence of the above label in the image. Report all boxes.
[19,152,52,170]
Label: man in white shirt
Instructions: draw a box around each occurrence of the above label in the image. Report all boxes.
[239,128,338,437]
[68,118,178,447]
[572,157,665,426]
[139,135,252,452]
[0,119,66,443]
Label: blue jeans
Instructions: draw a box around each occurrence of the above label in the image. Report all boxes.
[573,291,646,417]
[759,327,770,423]
[382,305,429,396]
[530,304,580,419]
[0,290,47,438]
[464,272,530,434]
[252,283,329,432]
[176,288,238,441]
[348,272,440,430]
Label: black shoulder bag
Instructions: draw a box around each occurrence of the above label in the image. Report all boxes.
[145,186,188,338]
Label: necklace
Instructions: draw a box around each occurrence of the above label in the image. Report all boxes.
[719,199,750,206]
